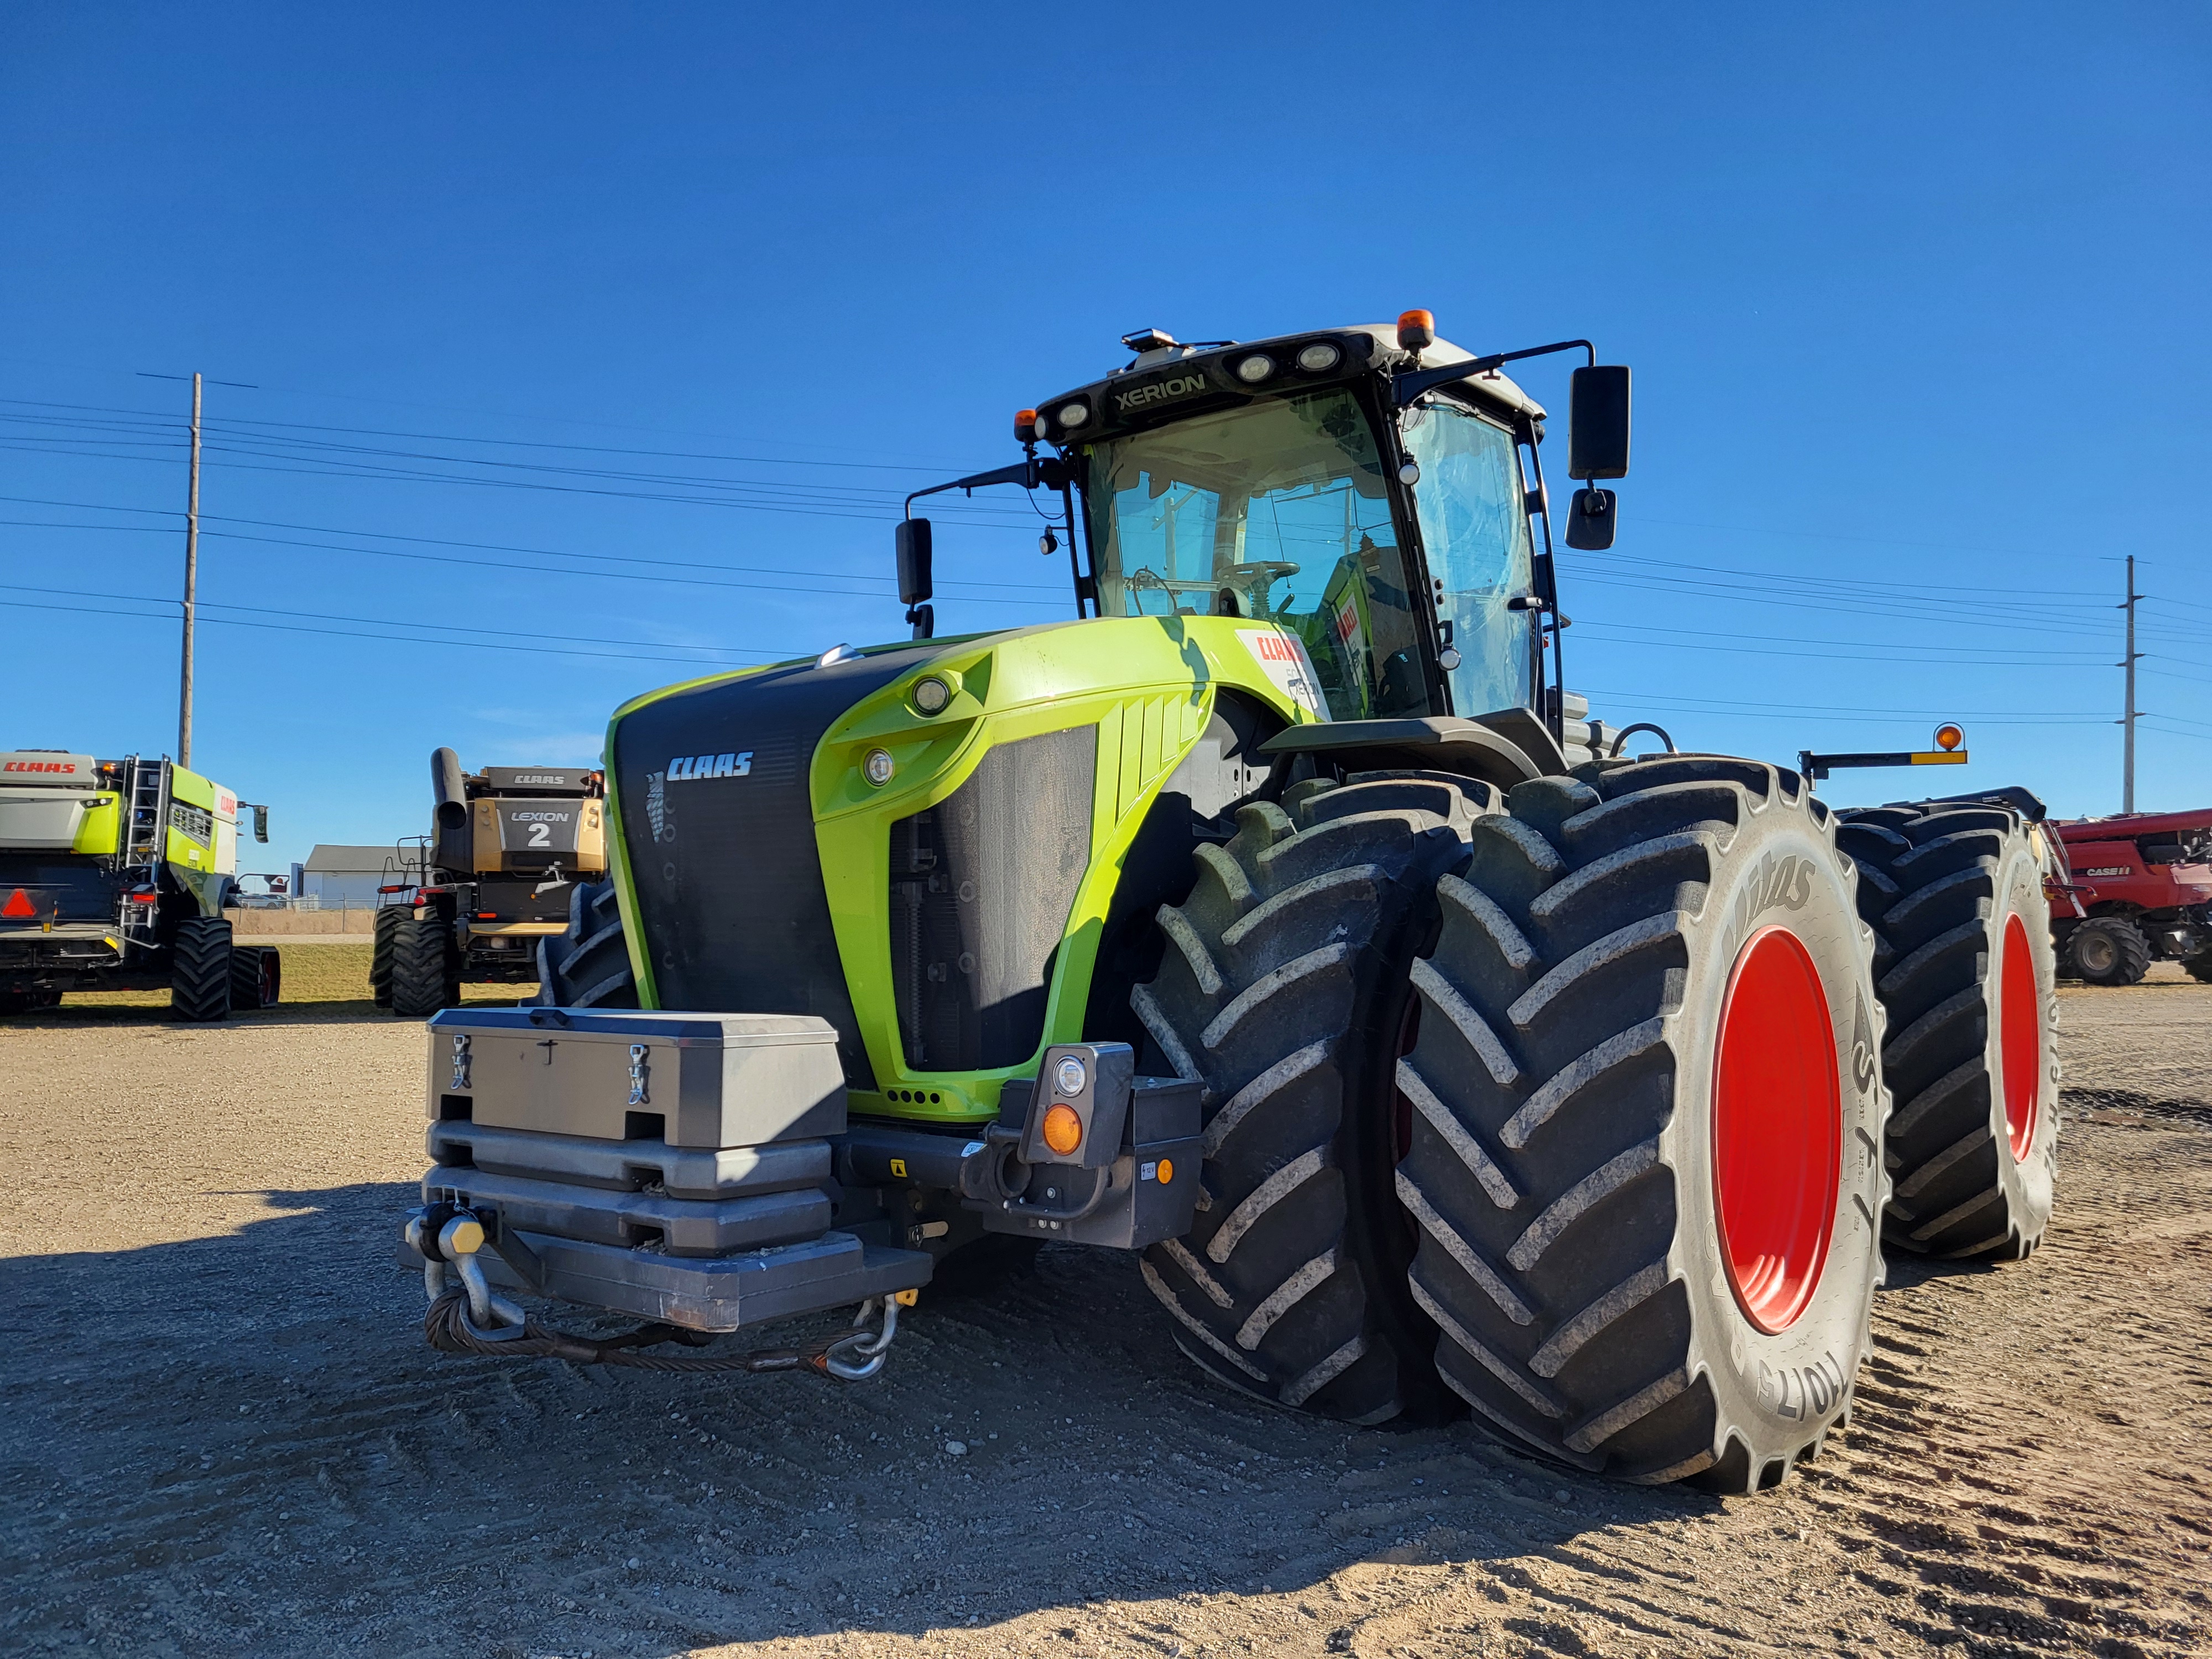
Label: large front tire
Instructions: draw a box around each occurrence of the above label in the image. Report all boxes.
[1131,773,1493,1425]
[1399,758,1887,1491]
[1837,801,2059,1258]
[388,917,458,1019]
[2064,915,2151,987]
[534,879,638,1008]
[170,917,235,1023]
[371,906,401,1007]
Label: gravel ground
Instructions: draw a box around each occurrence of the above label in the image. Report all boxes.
[2,976,2207,1658]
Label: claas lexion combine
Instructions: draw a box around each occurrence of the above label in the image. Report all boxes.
[406,312,2059,1493]
[0,750,279,1017]
[371,753,608,1018]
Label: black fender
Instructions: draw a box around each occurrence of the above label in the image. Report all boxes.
[1260,708,1568,795]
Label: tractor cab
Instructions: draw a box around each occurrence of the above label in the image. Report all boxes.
[899,312,1629,756]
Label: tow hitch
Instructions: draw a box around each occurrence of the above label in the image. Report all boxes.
[407,1199,908,1379]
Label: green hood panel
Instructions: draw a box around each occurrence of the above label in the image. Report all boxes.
[604,614,1327,1122]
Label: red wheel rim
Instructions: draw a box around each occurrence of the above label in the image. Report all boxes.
[1999,914,2040,1162]
[1712,926,1841,1335]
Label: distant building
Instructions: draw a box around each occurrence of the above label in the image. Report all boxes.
[299,844,410,906]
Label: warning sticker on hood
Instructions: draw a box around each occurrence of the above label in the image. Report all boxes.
[1237,627,1332,721]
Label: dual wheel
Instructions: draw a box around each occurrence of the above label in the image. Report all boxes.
[1835,802,2058,1256]
[1135,756,2056,1490]
[170,917,283,1021]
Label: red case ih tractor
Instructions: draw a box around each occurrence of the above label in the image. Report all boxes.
[2047,810,2212,984]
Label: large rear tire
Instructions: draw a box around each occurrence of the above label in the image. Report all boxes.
[388,917,458,1019]
[1399,758,1886,1491]
[2063,915,2151,987]
[1131,773,1493,1425]
[170,917,235,1023]
[535,879,639,1008]
[1837,801,2059,1258]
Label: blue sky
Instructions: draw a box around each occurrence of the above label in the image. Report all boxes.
[2,3,2206,876]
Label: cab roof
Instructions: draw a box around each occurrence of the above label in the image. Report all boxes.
[1034,323,1545,449]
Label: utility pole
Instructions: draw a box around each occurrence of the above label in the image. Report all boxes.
[180,371,201,768]
[139,369,251,770]
[2121,554,2141,813]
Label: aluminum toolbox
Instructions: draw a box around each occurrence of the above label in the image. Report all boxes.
[426,1007,845,1146]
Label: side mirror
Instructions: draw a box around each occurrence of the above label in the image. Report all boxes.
[1568,365,1630,481]
[896,518,935,639]
[252,804,269,843]
[1563,487,1617,551]
[895,518,933,607]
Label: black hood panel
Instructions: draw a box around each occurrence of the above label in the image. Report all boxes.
[611,649,936,1089]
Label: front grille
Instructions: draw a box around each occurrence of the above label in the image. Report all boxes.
[890,726,1095,1072]
[612,648,937,1089]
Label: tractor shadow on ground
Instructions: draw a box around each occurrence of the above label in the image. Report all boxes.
[1,1001,401,1029]
[0,1185,1736,1657]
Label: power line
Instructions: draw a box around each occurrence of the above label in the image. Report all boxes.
[0,494,1071,603]
[1573,686,2109,725]
[0,578,777,658]
[0,593,785,667]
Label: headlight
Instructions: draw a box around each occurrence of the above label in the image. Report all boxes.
[1296,341,1342,372]
[1234,354,1276,384]
[912,676,951,715]
[863,749,895,786]
[1054,1055,1088,1095]
[1056,401,1090,429]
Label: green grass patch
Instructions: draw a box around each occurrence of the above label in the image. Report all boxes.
[9,942,531,1023]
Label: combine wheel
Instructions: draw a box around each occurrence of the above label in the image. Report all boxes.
[388,917,458,1019]
[170,916,236,1022]
[1132,772,1495,1425]
[1397,757,1885,1491]
[2064,916,2151,987]
[2185,952,2212,985]
[371,906,401,1007]
[535,879,639,1008]
[1837,802,2059,1258]
[229,944,281,1010]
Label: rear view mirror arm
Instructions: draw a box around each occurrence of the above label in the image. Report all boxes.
[1391,338,1595,408]
[900,458,1046,518]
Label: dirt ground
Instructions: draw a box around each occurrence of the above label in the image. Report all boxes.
[2,966,2208,1658]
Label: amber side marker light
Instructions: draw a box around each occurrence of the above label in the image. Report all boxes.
[1041,1103,1083,1157]
[1934,723,1964,752]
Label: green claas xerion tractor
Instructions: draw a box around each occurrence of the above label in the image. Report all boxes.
[0,749,279,1018]
[408,314,2060,1493]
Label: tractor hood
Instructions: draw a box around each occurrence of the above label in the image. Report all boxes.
[608,645,945,1089]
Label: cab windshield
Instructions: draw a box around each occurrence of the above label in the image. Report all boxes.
[1083,388,1434,721]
